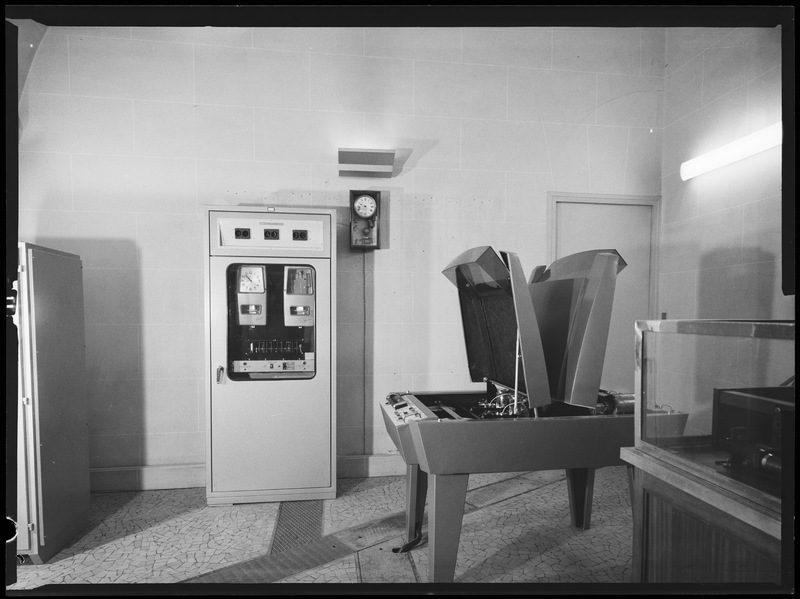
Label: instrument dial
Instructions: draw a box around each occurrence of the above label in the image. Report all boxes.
[353,194,377,218]
[238,265,265,293]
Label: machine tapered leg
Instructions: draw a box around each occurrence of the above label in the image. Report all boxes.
[566,467,596,529]
[393,464,428,553]
[400,464,427,550]
[428,473,469,583]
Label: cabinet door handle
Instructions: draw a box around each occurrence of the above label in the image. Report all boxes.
[216,366,224,383]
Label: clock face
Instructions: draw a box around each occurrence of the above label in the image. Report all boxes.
[238,265,265,293]
[353,194,377,218]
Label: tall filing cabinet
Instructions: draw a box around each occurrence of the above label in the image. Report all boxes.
[14,243,90,563]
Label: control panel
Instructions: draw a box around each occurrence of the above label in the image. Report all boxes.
[211,213,326,255]
[383,393,429,424]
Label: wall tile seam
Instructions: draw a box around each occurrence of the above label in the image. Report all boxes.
[86,377,147,382]
[134,323,204,327]
[508,65,664,80]
[659,164,681,180]
[22,91,661,129]
[45,33,669,73]
[665,68,779,132]
[660,203,765,226]
[637,28,644,77]
[621,127,631,193]
[696,257,784,271]
[87,463,204,469]
[407,166,552,178]
[15,206,179,216]
[53,208,222,217]
[137,431,204,437]
[457,113,661,128]
[657,259,783,278]
[123,267,202,272]
[67,31,371,57]
[663,47,706,80]
[739,192,783,208]
[18,149,76,157]
[92,429,203,438]
[49,29,134,41]
[87,376,202,382]
[72,35,218,53]
[709,27,782,51]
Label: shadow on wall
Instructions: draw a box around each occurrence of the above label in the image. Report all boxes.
[697,248,776,321]
[9,19,48,104]
[685,248,778,435]
[392,143,439,178]
[32,237,145,480]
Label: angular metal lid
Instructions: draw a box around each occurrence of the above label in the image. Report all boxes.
[442,246,522,391]
[443,246,627,409]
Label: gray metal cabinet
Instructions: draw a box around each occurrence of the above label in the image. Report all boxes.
[15,243,89,564]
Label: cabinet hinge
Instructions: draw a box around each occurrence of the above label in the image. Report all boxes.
[22,396,31,406]
[28,523,35,531]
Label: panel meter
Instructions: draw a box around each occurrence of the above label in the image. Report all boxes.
[350,190,381,249]
[236,265,267,326]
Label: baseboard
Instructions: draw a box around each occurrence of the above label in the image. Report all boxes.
[90,464,205,492]
[90,456,405,492]
[337,453,406,478]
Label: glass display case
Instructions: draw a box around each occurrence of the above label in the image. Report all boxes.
[635,319,794,511]
[623,319,794,585]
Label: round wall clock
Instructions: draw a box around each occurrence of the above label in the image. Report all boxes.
[349,190,381,249]
[353,194,378,219]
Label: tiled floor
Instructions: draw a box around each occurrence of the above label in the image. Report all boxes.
[7,465,634,590]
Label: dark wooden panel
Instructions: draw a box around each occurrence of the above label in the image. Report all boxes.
[639,472,780,584]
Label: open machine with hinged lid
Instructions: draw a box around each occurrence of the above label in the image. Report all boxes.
[380,246,687,582]
[204,206,336,505]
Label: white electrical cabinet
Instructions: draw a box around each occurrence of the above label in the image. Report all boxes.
[14,243,89,563]
[204,207,337,505]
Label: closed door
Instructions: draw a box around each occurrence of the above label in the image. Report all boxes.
[552,195,658,393]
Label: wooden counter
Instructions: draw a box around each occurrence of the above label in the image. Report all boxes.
[621,447,789,586]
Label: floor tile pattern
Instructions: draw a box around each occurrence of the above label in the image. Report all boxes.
[9,488,278,588]
[276,554,360,584]
[354,538,418,584]
[465,470,566,511]
[324,476,408,536]
[8,466,633,589]
[185,535,354,584]
[333,511,409,551]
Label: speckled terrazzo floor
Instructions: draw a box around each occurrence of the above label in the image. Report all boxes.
[7,466,634,590]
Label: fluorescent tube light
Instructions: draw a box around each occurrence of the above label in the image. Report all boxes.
[679,122,783,181]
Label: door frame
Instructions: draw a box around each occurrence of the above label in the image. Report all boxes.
[547,191,661,320]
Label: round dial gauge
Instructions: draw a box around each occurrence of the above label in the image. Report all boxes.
[238,265,265,293]
[353,194,377,218]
